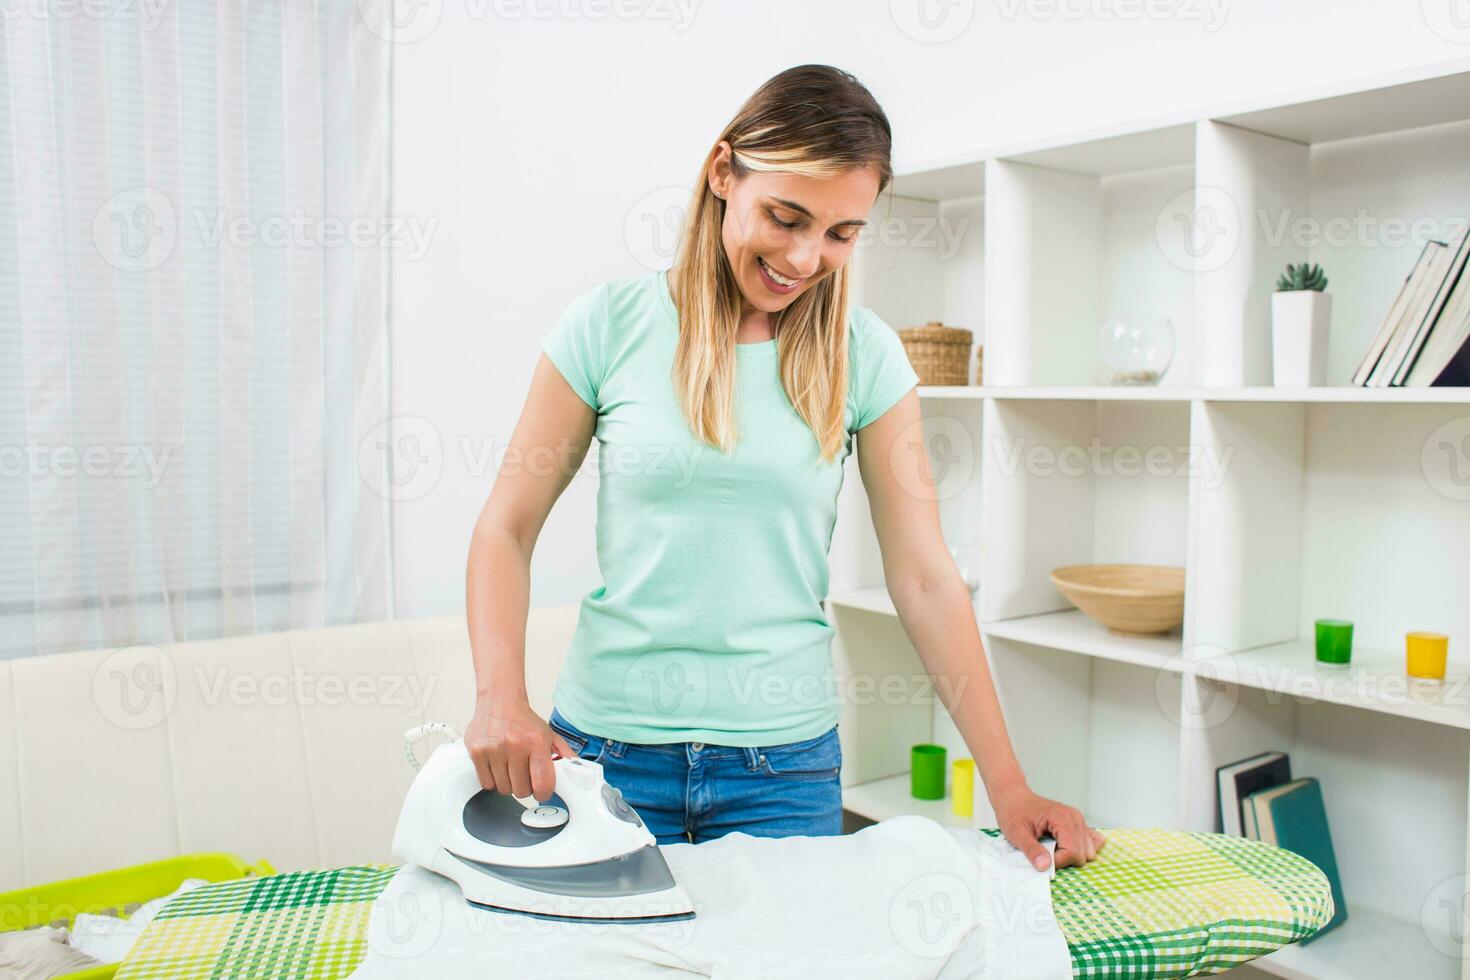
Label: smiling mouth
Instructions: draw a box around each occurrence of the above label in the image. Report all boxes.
[757,255,804,289]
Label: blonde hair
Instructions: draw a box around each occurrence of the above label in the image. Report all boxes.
[668,65,893,464]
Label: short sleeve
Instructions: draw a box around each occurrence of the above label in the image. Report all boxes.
[541,282,608,412]
[850,308,920,430]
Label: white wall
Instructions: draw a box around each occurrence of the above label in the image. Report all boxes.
[390,0,1470,616]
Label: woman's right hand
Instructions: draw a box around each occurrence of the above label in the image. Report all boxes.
[465,696,578,803]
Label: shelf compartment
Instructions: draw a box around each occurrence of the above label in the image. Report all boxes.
[1196,112,1470,387]
[987,636,1185,832]
[1192,639,1470,731]
[828,606,934,789]
[984,143,1196,387]
[1178,683,1469,978]
[826,587,896,618]
[841,772,982,829]
[852,183,984,384]
[1191,401,1470,662]
[979,398,1191,624]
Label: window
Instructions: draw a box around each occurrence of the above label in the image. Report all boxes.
[0,1,393,657]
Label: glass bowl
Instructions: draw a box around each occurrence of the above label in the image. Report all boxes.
[1100,316,1174,386]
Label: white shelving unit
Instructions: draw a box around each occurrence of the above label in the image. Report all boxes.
[923,384,1470,403]
[832,61,1470,980]
[827,586,897,617]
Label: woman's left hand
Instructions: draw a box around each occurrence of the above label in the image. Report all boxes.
[990,781,1107,872]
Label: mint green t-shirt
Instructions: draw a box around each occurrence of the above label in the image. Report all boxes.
[541,269,919,746]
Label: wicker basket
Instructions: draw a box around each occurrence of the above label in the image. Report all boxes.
[899,322,972,386]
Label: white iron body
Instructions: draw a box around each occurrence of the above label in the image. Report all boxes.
[392,739,696,923]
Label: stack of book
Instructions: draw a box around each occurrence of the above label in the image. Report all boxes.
[1353,223,1470,386]
[1217,751,1348,943]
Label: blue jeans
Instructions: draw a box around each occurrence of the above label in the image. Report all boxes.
[547,706,844,845]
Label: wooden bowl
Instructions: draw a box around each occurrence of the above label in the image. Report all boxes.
[1049,564,1185,636]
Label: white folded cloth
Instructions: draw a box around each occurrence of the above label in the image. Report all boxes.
[68,878,209,964]
[351,815,1069,979]
[0,925,103,980]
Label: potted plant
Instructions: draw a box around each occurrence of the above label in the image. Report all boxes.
[1271,262,1331,386]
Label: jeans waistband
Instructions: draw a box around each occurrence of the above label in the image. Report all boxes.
[549,706,836,768]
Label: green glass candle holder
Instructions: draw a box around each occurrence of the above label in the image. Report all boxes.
[1315,619,1353,666]
[911,744,946,800]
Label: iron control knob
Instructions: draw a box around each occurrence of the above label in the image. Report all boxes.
[521,804,568,829]
[600,783,643,827]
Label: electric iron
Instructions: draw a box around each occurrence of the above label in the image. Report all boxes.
[391,723,697,924]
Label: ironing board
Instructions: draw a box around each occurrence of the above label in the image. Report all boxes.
[980,827,1334,977]
[113,828,1334,980]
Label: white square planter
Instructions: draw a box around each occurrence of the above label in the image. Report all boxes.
[1271,291,1331,387]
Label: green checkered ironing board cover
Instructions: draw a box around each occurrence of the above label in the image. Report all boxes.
[116,828,1332,979]
[981,826,1334,977]
[114,865,397,980]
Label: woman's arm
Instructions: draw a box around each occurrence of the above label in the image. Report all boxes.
[463,353,597,803]
[853,388,1106,870]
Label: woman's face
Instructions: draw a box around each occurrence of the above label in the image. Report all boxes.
[708,143,880,315]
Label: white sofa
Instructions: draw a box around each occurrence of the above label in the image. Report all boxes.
[0,607,579,889]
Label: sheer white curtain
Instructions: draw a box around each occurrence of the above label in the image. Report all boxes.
[0,0,393,658]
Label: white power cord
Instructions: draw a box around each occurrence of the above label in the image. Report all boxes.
[403,721,463,771]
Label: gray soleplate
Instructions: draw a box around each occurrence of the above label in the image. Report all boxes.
[449,844,679,898]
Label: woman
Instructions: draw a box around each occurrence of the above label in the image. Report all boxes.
[464,64,1105,871]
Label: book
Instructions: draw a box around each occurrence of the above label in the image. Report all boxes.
[1246,777,1348,943]
[1364,241,1448,385]
[1216,751,1291,837]
[1405,248,1470,385]
[1392,223,1470,385]
[1352,242,1435,385]
[1367,239,1453,386]
[1424,333,1470,385]
[1242,792,1259,839]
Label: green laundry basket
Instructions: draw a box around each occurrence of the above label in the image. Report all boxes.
[0,852,275,980]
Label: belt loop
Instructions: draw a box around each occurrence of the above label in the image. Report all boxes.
[744,745,760,771]
[606,738,627,760]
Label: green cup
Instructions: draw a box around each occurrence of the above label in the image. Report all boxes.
[1315,619,1353,666]
[911,744,947,800]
